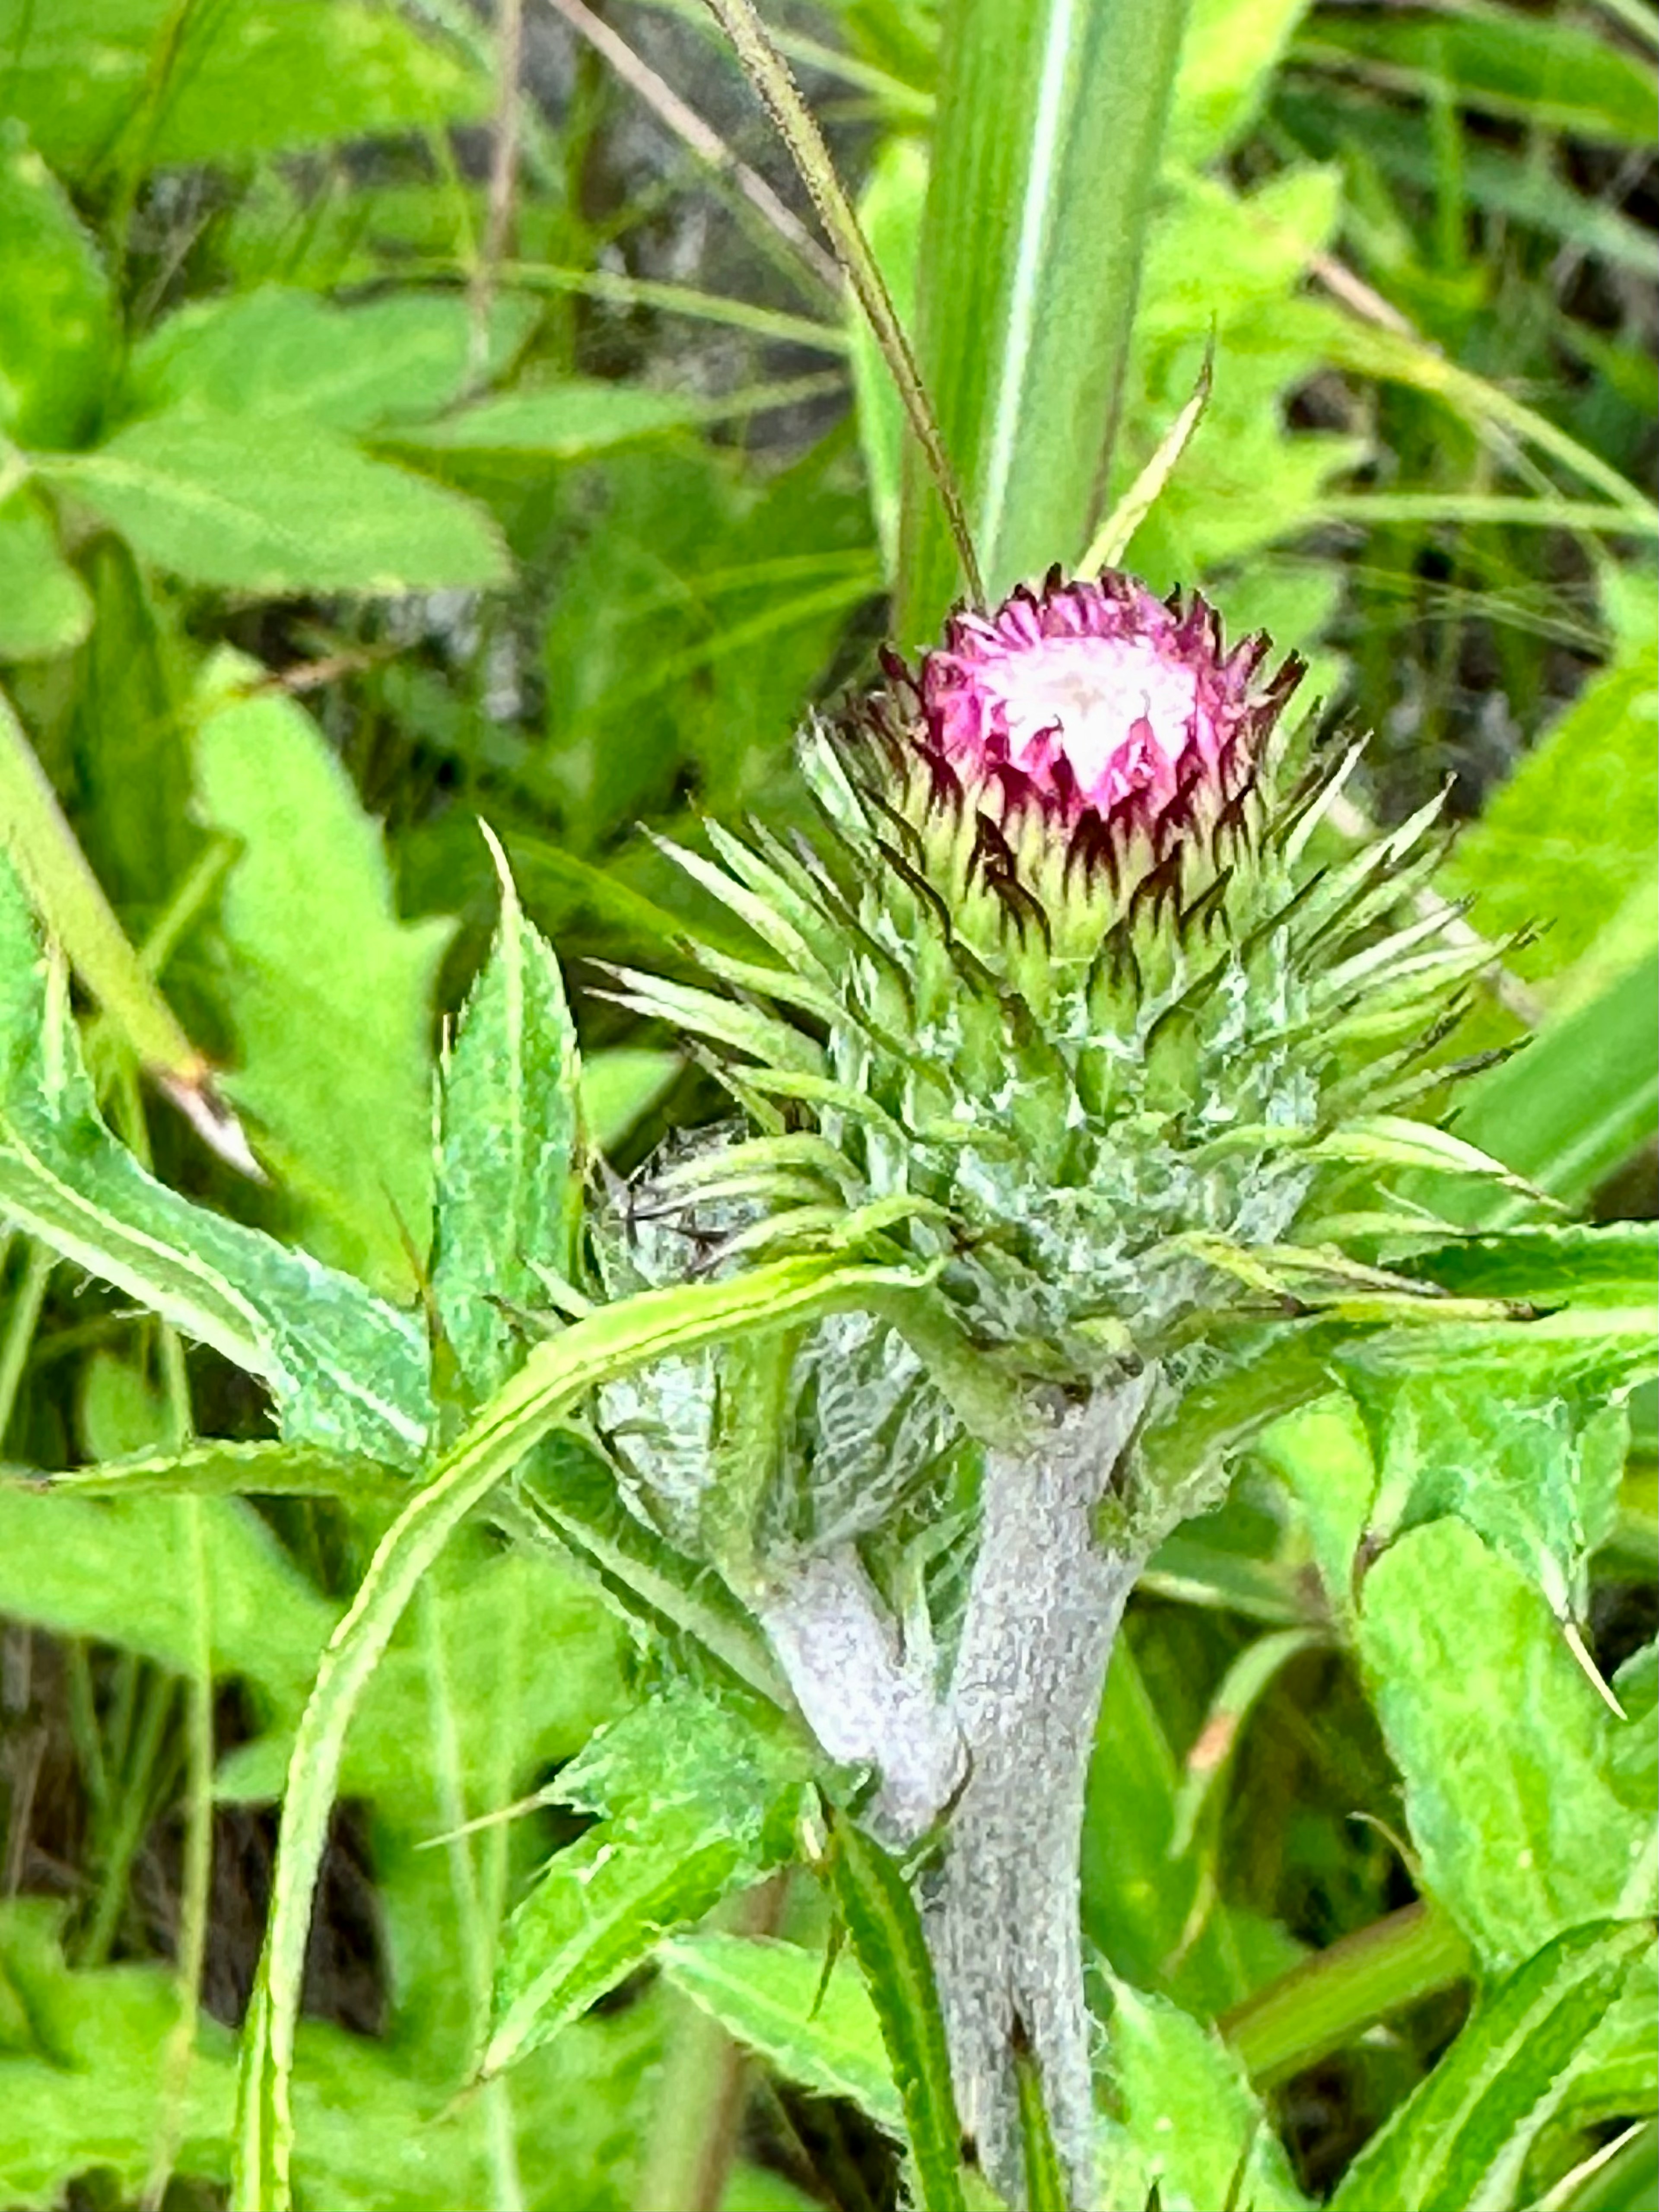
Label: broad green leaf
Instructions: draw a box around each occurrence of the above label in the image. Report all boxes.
[487,1692,812,2078]
[1342,1360,1636,1625]
[0,490,92,661]
[0,1487,334,1713]
[0,0,487,181]
[1439,622,1658,1015]
[0,1898,651,2212]
[1358,1520,1655,1970]
[1402,1226,1659,1315]
[658,1930,904,2136]
[0,121,109,448]
[1297,3,1659,148]
[1328,1921,1657,2212]
[1252,1395,1376,1633]
[1096,1976,1312,2212]
[580,1048,681,1156]
[388,380,708,457]
[126,287,536,434]
[231,1252,902,2212]
[37,416,509,594]
[432,855,580,1399]
[1446,953,1659,1225]
[826,1812,968,2212]
[0,858,431,1463]
[898,0,1194,638]
[194,648,454,1298]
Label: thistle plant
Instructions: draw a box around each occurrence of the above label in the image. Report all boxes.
[601,561,1511,2202]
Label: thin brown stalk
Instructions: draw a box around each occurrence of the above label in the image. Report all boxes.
[699,0,985,607]
[543,0,842,293]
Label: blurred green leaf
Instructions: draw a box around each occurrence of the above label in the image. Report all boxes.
[1358,1519,1655,1970]
[37,416,509,593]
[0,490,92,661]
[486,1691,811,2078]
[1096,1976,1312,2212]
[1446,953,1659,1224]
[0,0,487,180]
[659,1930,904,2135]
[194,648,453,1298]
[1327,1920,1657,2212]
[1296,3,1659,149]
[1441,614,1658,1014]
[1168,0,1315,163]
[850,135,926,579]
[126,287,537,434]
[581,1048,681,1156]
[389,381,713,457]
[0,121,109,449]
[432,853,580,1399]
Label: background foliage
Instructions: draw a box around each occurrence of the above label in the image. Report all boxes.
[0,0,1654,2208]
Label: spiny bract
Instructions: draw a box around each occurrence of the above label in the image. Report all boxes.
[607,566,1506,1395]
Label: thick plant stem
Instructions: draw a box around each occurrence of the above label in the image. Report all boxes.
[925,1375,1157,2210]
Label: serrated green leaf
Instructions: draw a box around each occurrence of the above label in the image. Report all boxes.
[826,1812,968,2212]
[0,857,431,1463]
[432,856,580,1398]
[194,648,454,1299]
[659,1931,904,2135]
[0,121,109,449]
[1096,1977,1312,2212]
[33,1437,401,1504]
[232,1252,902,2212]
[37,416,509,594]
[1327,1921,1657,2212]
[1167,0,1314,163]
[487,1691,812,2077]
[1363,1371,1634,1622]
[1358,1521,1655,1970]
[0,0,487,181]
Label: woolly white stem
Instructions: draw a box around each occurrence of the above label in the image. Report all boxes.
[926,1373,1157,2210]
[756,1544,965,1843]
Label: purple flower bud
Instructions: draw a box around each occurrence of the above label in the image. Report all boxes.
[872,568,1304,887]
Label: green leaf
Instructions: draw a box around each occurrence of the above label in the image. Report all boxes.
[1252,1394,1377,1634]
[194,648,454,1298]
[899,0,1194,636]
[1358,1520,1655,1970]
[825,1812,968,2212]
[1341,1354,1638,1625]
[0,857,431,1463]
[1297,2,1659,148]
[37,416,509,594]
[1096,1976,1312,2212]
[388,380,709,457]
[0,490,92,662]
[1328,1921,1658,2212]
[432,849,580,1398]
[1447,954,1659,1225]
[231,1252,902,2212]
[849,136,927,580]
[1167,0,1315,163]
[1439,610,1658,1015]
[126,286,537,435]
[0,0,487,181]
[580,1048,681,1156]
[487,1692,812,2078]
[0,121,110,449]
[1403,1226,1659,1314]
[33,1437,402,1504]
[658,1930,904,2136]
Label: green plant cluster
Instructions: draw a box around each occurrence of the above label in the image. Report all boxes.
[0,2,1654,2210]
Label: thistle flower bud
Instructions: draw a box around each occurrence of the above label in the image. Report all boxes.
[613,568,1501,1393]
